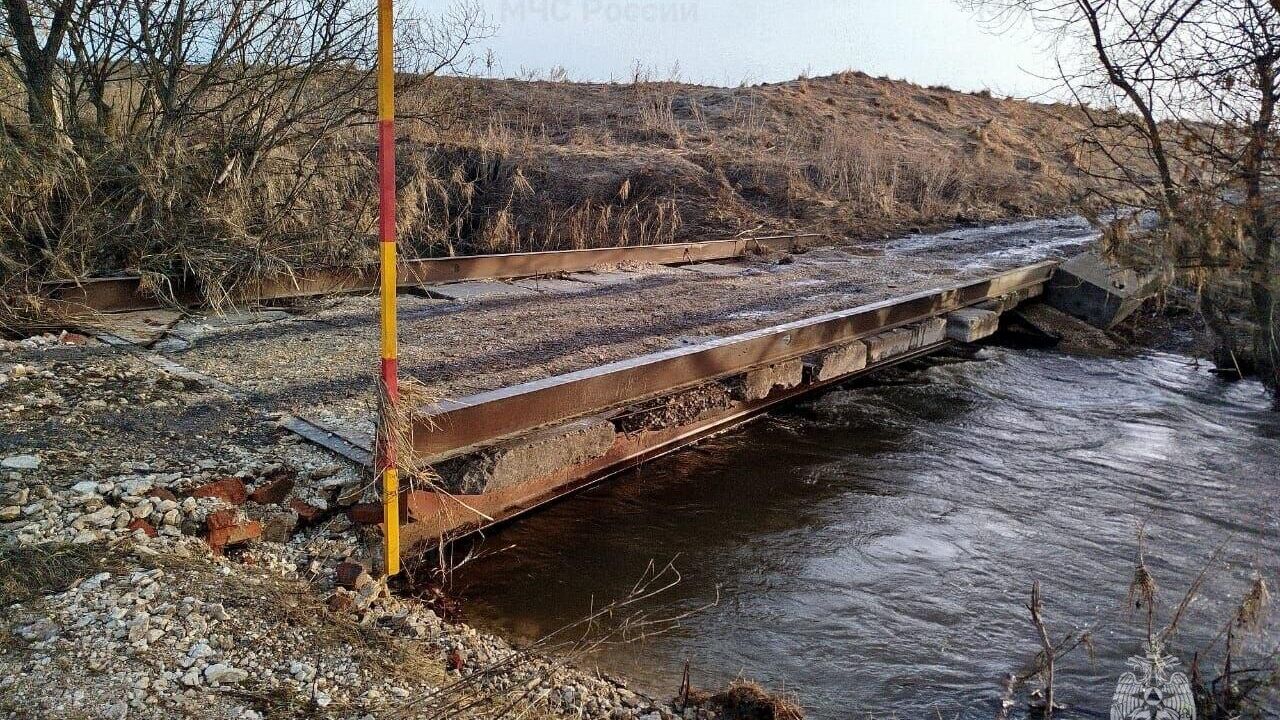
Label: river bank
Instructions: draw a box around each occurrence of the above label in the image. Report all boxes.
[2,216,1262,719]
[0,338,677,720]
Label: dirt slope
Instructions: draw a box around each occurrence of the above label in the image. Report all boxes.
[394,72,1130,256]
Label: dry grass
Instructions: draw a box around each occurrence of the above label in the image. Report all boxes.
[0,541,122,607]
[2,70,1148,325]
[682,680,805,720]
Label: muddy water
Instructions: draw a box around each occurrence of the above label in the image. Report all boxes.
[453,347,1280,718]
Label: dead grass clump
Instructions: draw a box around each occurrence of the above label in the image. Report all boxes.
[0,541,120,607]
[683,681,804,720]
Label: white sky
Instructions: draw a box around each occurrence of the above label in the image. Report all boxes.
[444,0,1062,96]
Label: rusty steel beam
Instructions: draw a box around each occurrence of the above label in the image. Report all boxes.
[411,261,1058,460]
[42,234,815,313]
[398,340,957,548]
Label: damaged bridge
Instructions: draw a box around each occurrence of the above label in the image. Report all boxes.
[79,217,1146,556]
[395,262,1056,549]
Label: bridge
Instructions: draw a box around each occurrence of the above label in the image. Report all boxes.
[67,217,1146,564]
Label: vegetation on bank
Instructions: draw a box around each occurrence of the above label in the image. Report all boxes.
[965,0,1280,401]
[1001,531,1275,720]
[1,0,1149,322]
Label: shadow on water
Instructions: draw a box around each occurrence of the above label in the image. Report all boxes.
[451,347,1280,719]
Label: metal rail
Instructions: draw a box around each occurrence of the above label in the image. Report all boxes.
[399,340,960,548]
[43,234,815,313]
[410,261,1057,460]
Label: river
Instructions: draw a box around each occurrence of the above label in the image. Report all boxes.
[452,340,1279,717]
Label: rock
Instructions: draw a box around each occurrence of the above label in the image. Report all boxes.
[260,509,299,543]
[146,487,179,503]
[187,641,216,659]
[189,477,248,505]
[71,480,100,495]
[289,661,316,682]
[203,663,248,685]
[0,506,20,522]
[2,455,40,470]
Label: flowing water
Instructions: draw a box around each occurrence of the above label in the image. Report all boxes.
[453,347,1280,718]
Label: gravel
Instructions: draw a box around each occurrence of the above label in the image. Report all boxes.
[0,337,690,719]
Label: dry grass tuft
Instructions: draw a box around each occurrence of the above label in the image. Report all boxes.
[684,680,805,720]
[0,541,121,607]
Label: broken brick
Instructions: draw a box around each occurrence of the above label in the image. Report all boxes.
[248,474,294,505]
[289,498,323,525]
[206,521,262,553]
[126,518,158,538]
[145,487,179,503]
[447,649,465,672]
[190,477,248,505]
[334,560,369,590]
[205,509,239,530]
[204,509,261,553]
[327,590,355,613]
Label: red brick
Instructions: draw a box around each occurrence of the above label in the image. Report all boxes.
[447,649,465,671]
[248,474,294,505]
[127,518,157,537]
[288,498,323,525]
[190,478,247,505]
[334,560,368,590]
[205,509,238,531]
[207,520,262,553]
[145,487,178,503]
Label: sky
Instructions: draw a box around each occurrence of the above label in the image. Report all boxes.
[445,0,1063,97]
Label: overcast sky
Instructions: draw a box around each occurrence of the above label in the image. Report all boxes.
[448,0,1061,96]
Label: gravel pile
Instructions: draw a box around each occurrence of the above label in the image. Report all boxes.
[0,340,698,719]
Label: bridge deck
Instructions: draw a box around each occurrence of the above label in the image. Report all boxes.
[126,217,1093,450]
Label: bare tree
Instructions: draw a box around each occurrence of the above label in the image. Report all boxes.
[963,0,1280,402]
[1,0,77,137]
[0,0,490,303]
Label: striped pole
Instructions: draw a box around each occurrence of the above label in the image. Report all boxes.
[377,0,400,577]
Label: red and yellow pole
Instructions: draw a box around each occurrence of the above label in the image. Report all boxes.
[377,0,400,577]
